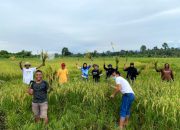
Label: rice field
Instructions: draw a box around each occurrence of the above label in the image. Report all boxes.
[0,57,179,130]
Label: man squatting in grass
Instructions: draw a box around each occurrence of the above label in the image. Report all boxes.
[19,61,45,84]
[57,63,69,84]
[124,62,139,84]
[28,70,49,125]
[110,71,135,129]
[76,62,92,80]
[155,62,174,81]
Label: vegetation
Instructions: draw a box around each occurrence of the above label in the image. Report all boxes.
[0,57,179,130]
[0,43,180,58]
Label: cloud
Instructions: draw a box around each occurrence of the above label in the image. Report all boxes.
[0,0,180,53]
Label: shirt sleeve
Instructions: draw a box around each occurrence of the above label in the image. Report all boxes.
[115,78,122,85]
[124,67,129,71]
[32,67,36,72]
[87,65,91,69]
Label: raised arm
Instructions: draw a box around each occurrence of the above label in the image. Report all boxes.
[104,63,107,70]
[76,63,81,69]
[123,63,128,71]
[19,61,23,70]
[36,62,45,69]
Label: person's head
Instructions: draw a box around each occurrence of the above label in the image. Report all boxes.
[130,62,134,68]
[24,62,31,69]
[35,70,43,82]
[164,63,170,69]
[108,64,112,69]
[93,64,99,70]
[83,63,87,69]
[112,71,121,77]
[61,63,66,69]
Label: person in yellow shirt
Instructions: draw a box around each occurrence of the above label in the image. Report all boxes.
[57,63,68,84]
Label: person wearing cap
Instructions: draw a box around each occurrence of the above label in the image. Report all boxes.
[155,62,174,81]
[92,64,102,83]
[57,63,69,84]
[123,62,139,83]
[104,62,118,79]
[110,71,135,129]
[19,61,45,85]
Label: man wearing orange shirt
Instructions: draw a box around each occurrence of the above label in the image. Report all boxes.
[57,63,68,84]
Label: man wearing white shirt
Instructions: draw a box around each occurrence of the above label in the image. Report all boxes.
[110,71,135,129]
[19,61,45,85]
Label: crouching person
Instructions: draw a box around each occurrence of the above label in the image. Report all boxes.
[28,70,49,125]
[110,71,135,129]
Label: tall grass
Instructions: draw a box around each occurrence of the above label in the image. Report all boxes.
[0,57,179,130]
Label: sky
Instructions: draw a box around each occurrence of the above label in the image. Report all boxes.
[0,0,180,54]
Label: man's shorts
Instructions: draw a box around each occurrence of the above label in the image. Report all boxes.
[120,93,135,120]
[32,102,48,118]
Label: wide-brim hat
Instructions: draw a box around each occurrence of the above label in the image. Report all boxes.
[24,62,31,66]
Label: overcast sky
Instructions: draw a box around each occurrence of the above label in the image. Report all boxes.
[0,0,180,53]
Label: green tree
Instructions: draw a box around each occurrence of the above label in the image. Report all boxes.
[62,47,72,56]
[140,45,147,52]
[162,43,169,50]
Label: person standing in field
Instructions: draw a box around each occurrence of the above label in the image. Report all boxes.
[104,62,118,79]
[110,71,135,129]
[57,63,68,84]
[19,61,45,85]
[155,62,174,81]
[123,62,139,83]
[76,63,92,80]
[92,64,102,83]
[28,70,49,125]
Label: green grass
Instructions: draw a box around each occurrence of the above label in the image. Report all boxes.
[0,57,179,130]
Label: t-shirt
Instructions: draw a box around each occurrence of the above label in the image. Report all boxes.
[104,65,118,78]
[57,69,68,84]
[81,66,91,78]
[124,67,138,80]
[22,67,36,84]
[30,80,49,103]
[115,76,134,94]
[92,69,100,79]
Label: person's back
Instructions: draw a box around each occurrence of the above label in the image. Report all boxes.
[116,76,134,94]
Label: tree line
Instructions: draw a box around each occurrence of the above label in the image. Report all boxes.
[0,43,180,58]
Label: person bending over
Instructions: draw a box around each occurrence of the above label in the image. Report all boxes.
[110,71,135,129]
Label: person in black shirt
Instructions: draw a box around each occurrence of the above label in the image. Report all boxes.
[28,70,49,125]
[92,64,102,82]
[124,62,139,83]
[104,63,118,79]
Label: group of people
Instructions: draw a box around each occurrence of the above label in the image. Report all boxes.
[19,60,174,129]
